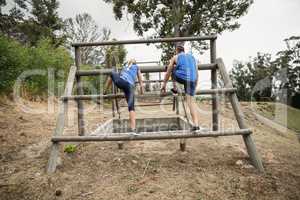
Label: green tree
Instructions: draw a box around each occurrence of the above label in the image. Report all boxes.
[0,34,29,93]
[0,0,28,40]
[0,35,72,96]
[0,0,64,46]
[23,0,65,46]
[103,0,253,62]
[272,36,300,105]
[230,53,275,101]
[103,41,127,69]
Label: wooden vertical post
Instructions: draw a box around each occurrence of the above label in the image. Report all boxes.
[172,97,176,111]
[210,39,219,131]
[217,58,264,173]
[176,96,180,115]
[75,47,85,136]
[111,84,116,117]
[112,61,123,149]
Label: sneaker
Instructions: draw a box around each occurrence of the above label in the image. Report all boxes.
[191,127,209,134]
[191,126,200,133]
[129,128,140,136]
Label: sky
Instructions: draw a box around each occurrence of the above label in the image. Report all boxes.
[54,0,300,86]
[56,0,300,64]
[4,0,300,86]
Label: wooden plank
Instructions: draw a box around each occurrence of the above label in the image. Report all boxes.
[64,66,77,96]
[76,64,217,76]
[52,129,252,142]
[47,103,66,173]
[120,103,173,107]
[61,88,237,101]
[217,58,264,173]
[72,35,217,47]
[47,66,77,173]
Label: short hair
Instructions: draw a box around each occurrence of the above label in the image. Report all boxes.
[176,42,185,52]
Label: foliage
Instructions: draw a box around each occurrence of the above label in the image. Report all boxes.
[104,41,127,68]
[25,38,72,95]
[230,36,300,106]
[64,144,77,153]
[230,53,275,101]
[0,0,65,46]
[272,36,300,100]
[103,0,253,63]
[0,34,72,96]
[63,13,111,65]
[0,34,29,93]
[0,0,28,40]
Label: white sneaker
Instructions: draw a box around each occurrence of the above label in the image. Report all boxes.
[129,129,140,136]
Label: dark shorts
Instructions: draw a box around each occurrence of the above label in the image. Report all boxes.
[172,73,196,96]
[111,72,135,111]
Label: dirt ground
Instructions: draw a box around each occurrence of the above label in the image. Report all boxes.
[0,97,299,200]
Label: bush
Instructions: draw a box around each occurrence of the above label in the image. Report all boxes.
[0,35,30,94]
[26,38,72,96]
[64,144,77,153]
[0,35,72,97]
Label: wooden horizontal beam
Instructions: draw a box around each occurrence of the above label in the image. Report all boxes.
[136,61,160,64]
[61,88,236,101]
[136,80,165,83]
[76,64,217,76]
[120,102,173,107]
[72,35,217,47]
[52,129,252,142]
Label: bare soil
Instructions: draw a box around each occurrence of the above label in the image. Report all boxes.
[0,98,299,200]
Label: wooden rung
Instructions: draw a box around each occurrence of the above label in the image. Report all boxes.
[120,102,173,107]
[61,88,236,101]
[76,64,217,76]
[52,129,252,142]
[72,35,217,47]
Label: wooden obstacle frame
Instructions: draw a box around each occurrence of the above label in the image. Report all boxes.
[47,35,264,173]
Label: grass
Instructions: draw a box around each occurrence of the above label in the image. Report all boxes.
[254,102,300,132]
[64,144,77,153]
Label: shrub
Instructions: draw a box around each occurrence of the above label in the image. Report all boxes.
[0,35,72,97]
[0,35,30,94]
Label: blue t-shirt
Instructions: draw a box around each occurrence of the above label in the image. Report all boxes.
[120,64,139,85]
[174,53,197,82]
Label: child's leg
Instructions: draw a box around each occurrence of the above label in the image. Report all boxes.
[104,72,120,93]
[124,86,136,130]
[185,81,199,127]
[186,94,199,127]
[171,73,178,93]
[129,111,136,130]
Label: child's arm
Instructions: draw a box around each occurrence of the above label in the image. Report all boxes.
[161,55,176,93]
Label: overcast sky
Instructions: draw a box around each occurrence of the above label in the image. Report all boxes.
[55,0,300,86]
[5,0,300,85]
[57,0,300,64]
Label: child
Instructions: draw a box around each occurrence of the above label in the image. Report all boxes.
[104,59,144,134]
[161,43,200,131]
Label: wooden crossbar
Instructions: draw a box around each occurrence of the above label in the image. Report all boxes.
[72,35,217,47]
[76,64,217,76]
[120,102,173,107]
[61,88,236,101]
[52,129,252,142]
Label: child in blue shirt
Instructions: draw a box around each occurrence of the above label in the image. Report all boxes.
[104,59,144,134]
